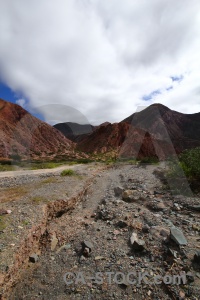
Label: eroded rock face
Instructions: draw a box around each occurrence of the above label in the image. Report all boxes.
[76,103,200,158]
[122,103,200,152]
[0,98,75,160]
[76,122,174,159]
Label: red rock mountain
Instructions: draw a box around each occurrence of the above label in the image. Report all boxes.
[122,103,200,152]
[75,104,200,159]
[76,122,175,159]
[0,99,74,161]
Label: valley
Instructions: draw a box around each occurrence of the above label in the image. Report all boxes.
[0,162,200,299]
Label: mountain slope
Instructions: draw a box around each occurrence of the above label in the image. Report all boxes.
[53,121,110,142]
[76,103,200,159]
[77,122,175,159]
[0,99,74,161]
[122,103,200,152]
[53,122,95,142]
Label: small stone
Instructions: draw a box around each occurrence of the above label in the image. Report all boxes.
[122,190,134,199]
[83,247,90,257]
[116,220,128,228]
[196,272,200,279]
[82,240,93,251]
[130,232,145,251]
[179,290,185,299]
[168,248,178,258]
[95,256,105,260]
[147,290,152,296]
[142,225,150,233]
[29,253,38,263]
[113,230,120,235]
[0,209,7,216]
[193,251,200,263]
[114,186,124,197]
[189,205,200,212]
[51,233,58,251]
[170,227,187,246]
[160,229,169,237]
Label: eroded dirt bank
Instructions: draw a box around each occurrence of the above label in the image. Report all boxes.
[1,163,200,299]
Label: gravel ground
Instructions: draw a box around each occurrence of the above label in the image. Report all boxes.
[1,162,200,299]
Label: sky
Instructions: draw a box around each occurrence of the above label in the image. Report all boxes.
[0,0,200,125]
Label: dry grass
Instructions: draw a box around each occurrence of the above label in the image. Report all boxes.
[40,177,58,184]
[0,186,28,203]
[31,195,48,204]
[0,216,6,231]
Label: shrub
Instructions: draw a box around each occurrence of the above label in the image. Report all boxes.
[61,169,75,176]
[178,147,200,178]
[167,147,200,194]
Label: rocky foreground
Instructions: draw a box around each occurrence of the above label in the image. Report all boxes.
[1,162,200,299]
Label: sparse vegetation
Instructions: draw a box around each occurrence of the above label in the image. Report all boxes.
[167,147,200,193]
[138,156,159,164]
[30,162,64,170]
[168,148,200,179]
[60,169,76,176]
[0,216,6,231]
[0,164,16,171]
[31,196,48,204]
[21,220,29,226]
[41,177,58,184]
[0,186,28,203]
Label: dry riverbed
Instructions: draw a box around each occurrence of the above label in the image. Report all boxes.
[0,162,200,299]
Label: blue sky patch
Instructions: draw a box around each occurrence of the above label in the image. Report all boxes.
[166,86,173,91]
[171,75,184,82]
[0,81,44,121]
[0,81,17,104]
[142,89,161,101]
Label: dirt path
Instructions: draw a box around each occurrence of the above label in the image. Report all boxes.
[0,164,82,178]
[1,163,200,299]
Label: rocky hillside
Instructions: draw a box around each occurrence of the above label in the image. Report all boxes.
[123,103,200,152]
[75,104,200,159]
[76,122,175,159]
[0,99,75,161]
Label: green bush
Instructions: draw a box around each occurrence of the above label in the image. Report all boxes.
[179,147,200,178]
[61,169,75,176]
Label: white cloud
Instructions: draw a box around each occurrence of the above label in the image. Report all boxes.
[16,98,26,107]
[0,0,200,124]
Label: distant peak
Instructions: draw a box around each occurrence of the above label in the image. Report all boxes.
[150,103,170,110]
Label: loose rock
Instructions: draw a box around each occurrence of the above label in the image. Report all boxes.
[170,227,187,246]
[29,253,38,263]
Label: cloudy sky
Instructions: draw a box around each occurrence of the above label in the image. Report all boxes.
[0,0,200,125]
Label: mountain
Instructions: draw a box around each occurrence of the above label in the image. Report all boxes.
[76,122,175,159]
[53,122,95,142]
[53,121,110,142]
[0,99,75,161]
[122,103,200,152]
[76,103,200,159]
